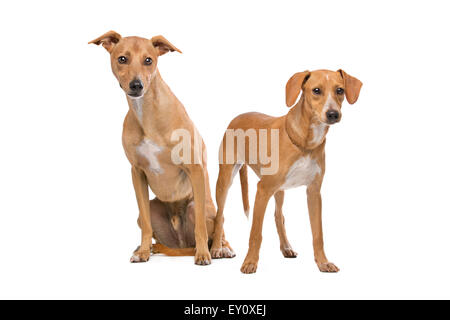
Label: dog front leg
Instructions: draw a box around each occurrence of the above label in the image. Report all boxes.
[306,184,339,272]
[130,166,153,263]
[186,164,211,265]
[274,191,297,258]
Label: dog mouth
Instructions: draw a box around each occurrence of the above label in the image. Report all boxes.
[326,118,340,125]
[127,92,144,99]
[315,115,335,126]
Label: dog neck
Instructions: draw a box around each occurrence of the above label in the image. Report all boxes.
[285,95,329,150]
[126,70,184,137]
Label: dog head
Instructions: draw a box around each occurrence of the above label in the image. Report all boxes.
[89,31,181,99]
[286,69,362,124]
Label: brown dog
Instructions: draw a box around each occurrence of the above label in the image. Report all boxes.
[214,69,362,273]
[89,31,234,265]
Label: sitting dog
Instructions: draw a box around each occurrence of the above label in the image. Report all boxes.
[89,31,234,264]
[214,69,362,273]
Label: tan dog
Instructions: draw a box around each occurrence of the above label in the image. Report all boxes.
[214,69,362,273]
[89,31,234,265]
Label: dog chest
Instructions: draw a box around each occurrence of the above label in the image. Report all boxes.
[136,138,164,174]
[280,156,321,190]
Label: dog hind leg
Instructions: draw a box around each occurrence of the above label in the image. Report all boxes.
[139,198,180,249]
[211,164,234,258]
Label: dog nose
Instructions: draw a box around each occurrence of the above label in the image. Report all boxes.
[129,79,143,93]
[326,110,340,123]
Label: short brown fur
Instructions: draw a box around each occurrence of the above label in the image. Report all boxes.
[215,69,362,273]
[89,31,235,264]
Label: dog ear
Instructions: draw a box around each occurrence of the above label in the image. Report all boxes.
[89,31,122,53]
[151,35,182,56]
[337,70,363,104]
[285,71,310,107]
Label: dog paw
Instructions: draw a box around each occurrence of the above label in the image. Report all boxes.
[195,250,212,266]
[317,262,340,273]
[221,247,236,259]
[240,260,258,274]
[130,247,150,263]
[281,247,298,258]
[211,246,236,259]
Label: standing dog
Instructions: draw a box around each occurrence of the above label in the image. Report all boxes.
[214,69,362,273]
[89,31,234,264]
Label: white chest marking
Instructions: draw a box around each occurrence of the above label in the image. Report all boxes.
[310,122,328,145]
[280,156,321,190]
[137,139,164,174]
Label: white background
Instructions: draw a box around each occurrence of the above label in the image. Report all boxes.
[0,0,449,299]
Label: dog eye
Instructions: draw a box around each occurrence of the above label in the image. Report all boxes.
[313,88,321,95]
[144,57,153,65]
[118,56,128,64]
[336,88,344,95]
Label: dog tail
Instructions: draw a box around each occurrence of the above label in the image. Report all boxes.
[152,243,195,256]
[239,164,250,217]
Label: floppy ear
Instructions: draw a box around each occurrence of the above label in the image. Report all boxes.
[88,31,122,53]
[285,71,310,107]
[151,35,182,56]
[338,69,363,104]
